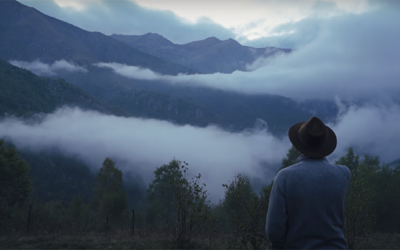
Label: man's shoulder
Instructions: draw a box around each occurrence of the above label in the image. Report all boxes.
[333,163,351,178]
[275,162,303,180]
[279,159,350,175]
[275,161,351,187]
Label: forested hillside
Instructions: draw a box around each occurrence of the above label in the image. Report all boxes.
[0,59,147,208]
[0,59,113,117]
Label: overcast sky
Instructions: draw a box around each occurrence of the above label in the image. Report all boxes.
[19,0,370,46]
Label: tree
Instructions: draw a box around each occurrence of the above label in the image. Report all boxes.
[336,148,376,249]
[147,159,211,245]
[222,174,256,229]
[92,158,128,231]
[68,195,92,232]
[362,160,400,233]
[0,140,32,213]
[280,145,301,171]
[146,159,183,228]
[221,174,269,249]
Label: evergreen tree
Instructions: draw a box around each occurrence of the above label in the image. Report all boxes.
[0,140,32,212]
[222,174,256,227]
[221,174,269,249]
[336,148,375,249]
[91,158,128,230]
[147,159,211,245]
[280,145,301,171]
[146,159,183,227]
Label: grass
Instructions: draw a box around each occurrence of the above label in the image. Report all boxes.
[1,233,167,249]
[0,230,222,250]
[1,231,400,249]
[355,233,400,249]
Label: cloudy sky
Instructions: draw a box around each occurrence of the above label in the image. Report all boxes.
[19,0,370,46]
[3,0,400,200]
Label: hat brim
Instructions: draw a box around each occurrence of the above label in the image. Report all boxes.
[288,122,337,158]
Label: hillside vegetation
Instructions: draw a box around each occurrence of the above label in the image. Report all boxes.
[1,143,400,249]
[0,59,112,117]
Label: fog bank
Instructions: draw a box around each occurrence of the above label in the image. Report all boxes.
[1,103,400,200]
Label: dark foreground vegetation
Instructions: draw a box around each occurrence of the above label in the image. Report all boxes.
[2,232,400,250]
[1,140,400,249]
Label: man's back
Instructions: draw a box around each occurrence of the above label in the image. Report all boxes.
[266,155,351,250]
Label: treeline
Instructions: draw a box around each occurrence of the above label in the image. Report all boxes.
[1,140,400,249]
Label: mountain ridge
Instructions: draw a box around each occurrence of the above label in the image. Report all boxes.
[1,0,323,136]
[111,33,291,74]
[0,0,197,75]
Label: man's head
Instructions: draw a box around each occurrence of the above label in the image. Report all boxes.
[288,117,337,158]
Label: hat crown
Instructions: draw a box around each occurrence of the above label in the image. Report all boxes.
[305,117,325,136]
[288,116,337,158]
[298,117,327,147]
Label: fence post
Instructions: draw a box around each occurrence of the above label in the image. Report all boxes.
[27,203,33,233]
[105,213,109,234]
[131,209,135,235]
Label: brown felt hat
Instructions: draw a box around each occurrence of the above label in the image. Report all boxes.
[288,117,337,158]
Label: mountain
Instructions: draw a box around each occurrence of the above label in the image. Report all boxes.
[297,99,340,123]
[0,0,320,136]
[111,33,291,74]
[0,59,114,116]
[0,0,223,127]
[0,58,146,206]
[0,0,321,206]
[1,58,221,127]
[0,0,197,75]
[54,65,314,135]
[159,86,311,134]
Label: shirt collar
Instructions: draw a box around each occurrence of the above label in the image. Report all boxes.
[296,154,328,163]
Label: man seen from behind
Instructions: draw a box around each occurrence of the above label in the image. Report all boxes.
[266,117,351,249]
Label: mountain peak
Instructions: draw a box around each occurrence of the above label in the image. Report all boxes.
[205,36,221,42]
[143,32,163,37]
[112,33,174,47]
[185,36,222,47]
[114,32,291,73]
[223,38,240,45]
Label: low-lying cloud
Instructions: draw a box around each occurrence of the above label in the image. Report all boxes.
[95,62,164,81]
[0,107,288,200]
[9,60,87,76]
[330,102,400,162]
[1,103,400,200]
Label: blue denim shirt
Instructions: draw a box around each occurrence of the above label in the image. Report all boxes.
[266,155,351,250]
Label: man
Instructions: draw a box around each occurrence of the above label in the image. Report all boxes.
[266,117,351,249]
